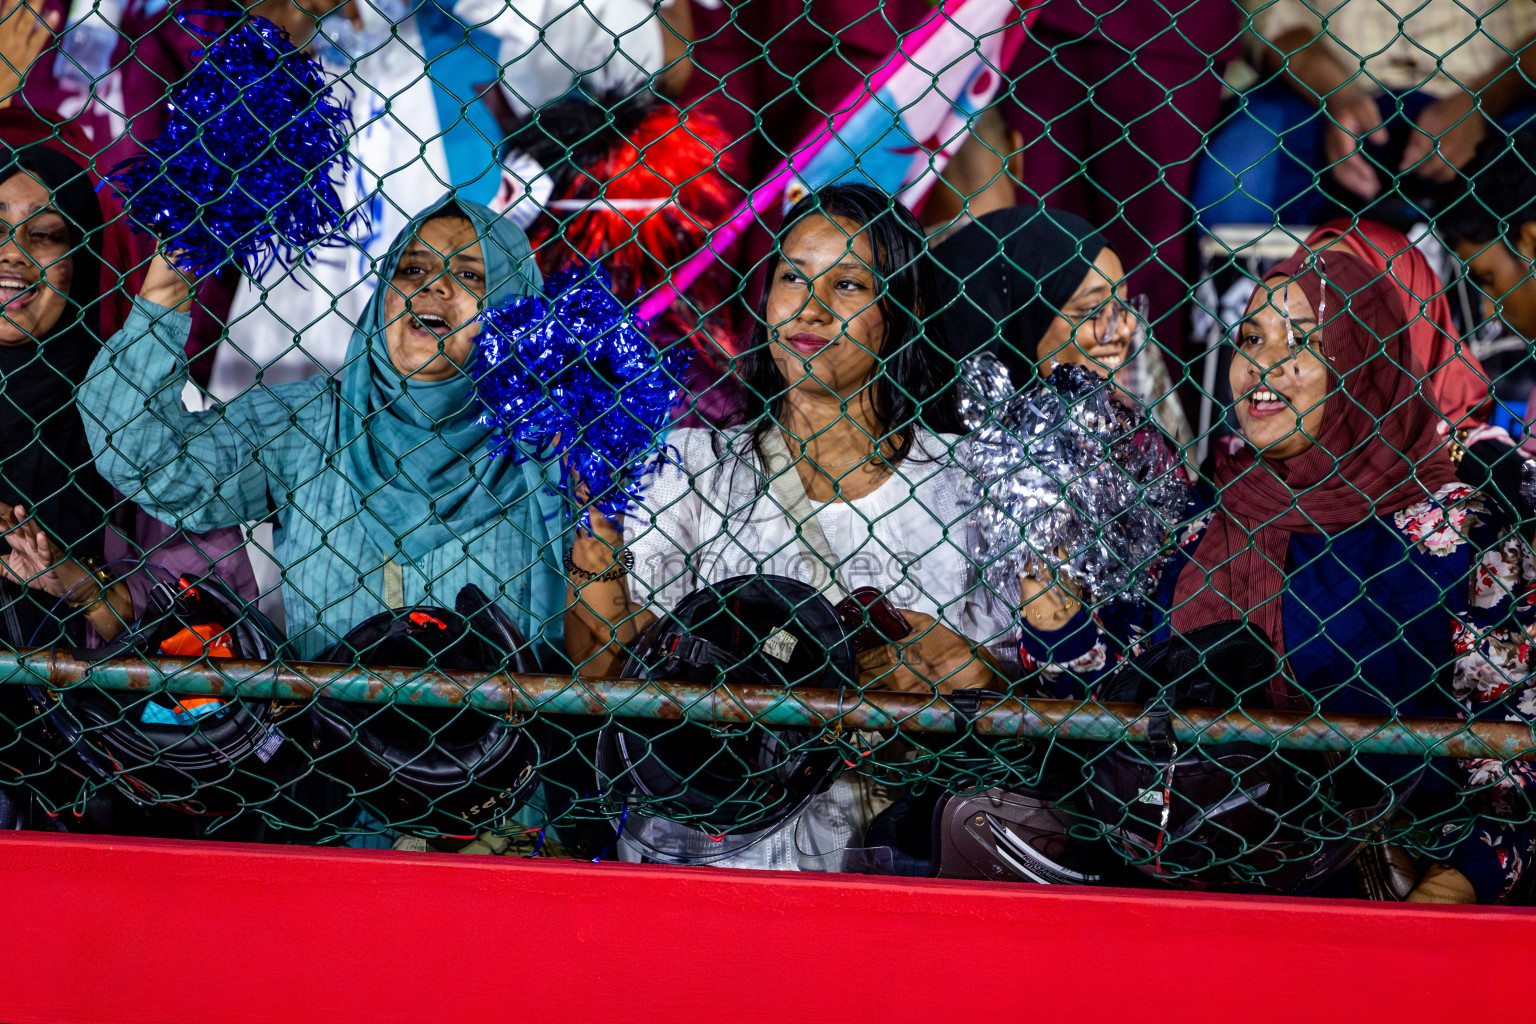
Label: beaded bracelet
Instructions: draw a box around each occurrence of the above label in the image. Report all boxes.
[565,547,634,583]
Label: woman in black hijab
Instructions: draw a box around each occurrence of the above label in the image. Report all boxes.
[932,207,1118,380]
[931,206,1191,446]
[0,144,130,644]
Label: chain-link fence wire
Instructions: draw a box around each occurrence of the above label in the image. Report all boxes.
[0,0,1531,896]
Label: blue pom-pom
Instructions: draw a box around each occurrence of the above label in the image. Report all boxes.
[472,261,689,520]
[106,14,354,277]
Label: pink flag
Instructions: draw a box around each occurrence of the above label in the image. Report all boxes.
[639,0,1040,323]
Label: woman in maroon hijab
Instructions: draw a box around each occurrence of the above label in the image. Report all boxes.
[1020,249,1536,904]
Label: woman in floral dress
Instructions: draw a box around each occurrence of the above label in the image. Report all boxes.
[1018,248,1536,903]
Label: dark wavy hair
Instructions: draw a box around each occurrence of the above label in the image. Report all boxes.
[1439,130,1536,248]
[733,182,961,466]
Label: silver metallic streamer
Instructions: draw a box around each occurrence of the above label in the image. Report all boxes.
[1314,255,1327,325]
[957,350,1016,430]
[1282,281,1297,352]
[1520,457,1536,520]
[965,362,1191,608]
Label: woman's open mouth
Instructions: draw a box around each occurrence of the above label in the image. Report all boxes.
[1246,387,1290,418]
[409,311,452,338]
[786,332,833,354]
[0,276,38,311]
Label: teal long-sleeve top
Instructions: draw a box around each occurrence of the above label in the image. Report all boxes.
[80,297,569,662]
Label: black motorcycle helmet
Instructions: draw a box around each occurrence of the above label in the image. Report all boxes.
[1083,622,1420,894]
[934,786,1105,885]
[308,585,541,836]
[29,572,294,818]
[596,574,855,863]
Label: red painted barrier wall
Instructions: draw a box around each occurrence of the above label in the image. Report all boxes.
[0,831,1530,1024]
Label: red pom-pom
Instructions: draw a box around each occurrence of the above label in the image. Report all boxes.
[530,104,742,363]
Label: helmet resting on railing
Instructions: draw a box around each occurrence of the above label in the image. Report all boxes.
[308,584,541,837]
[1083,622,1422,895]
[597,574,854,864]
[26,572,294,818]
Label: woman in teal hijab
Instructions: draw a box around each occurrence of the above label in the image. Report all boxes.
[81,196,567,661]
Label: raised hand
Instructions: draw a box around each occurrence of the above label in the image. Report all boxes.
[1400,91,1487,183]
[0,0,59,110]
[141,251,201,312]
[1322,86,1389,201]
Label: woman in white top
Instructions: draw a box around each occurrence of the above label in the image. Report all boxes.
[566,182,1012,692]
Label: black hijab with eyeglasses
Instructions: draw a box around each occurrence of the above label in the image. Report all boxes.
[931,207,1108,386]
[0,144,112,561]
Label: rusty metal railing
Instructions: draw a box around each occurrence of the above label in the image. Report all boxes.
[4,648,1534,762]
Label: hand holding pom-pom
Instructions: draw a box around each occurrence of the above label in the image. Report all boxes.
[472,261,688,522]
[107,13,354,278]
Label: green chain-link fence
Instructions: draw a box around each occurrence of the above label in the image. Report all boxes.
[0,0,1532,900]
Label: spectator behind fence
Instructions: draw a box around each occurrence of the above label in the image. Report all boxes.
[931,207,1194,453]
[0,128,258,657]
[0,143,130,644]
[0,0,266,634]
[1194,0,1536,229]
[1439,131,1536,344]
[570,183,1013,871]
[1301,217,1531,527]
[1004,0,1246,357]
[1019,249,1536,903]
[80,197,567,662]
[567,184,1013,692]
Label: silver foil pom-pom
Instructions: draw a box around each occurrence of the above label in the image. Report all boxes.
[1522,456,1536,520]
[968,363,1190,608]
[958,351,1017,431]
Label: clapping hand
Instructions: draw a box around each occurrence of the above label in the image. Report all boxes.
[0,504,85,602]
[0,504,131,640]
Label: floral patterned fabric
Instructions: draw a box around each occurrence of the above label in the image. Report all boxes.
[1020,482,1536,902]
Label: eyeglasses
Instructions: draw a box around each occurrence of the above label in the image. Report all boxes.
[1064,293,1149,345]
